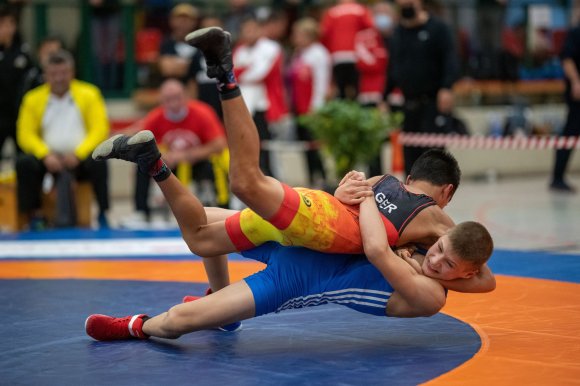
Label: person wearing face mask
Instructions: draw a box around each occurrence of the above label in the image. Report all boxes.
[386,0,459,177]
[373,1,397,50]
[120,78,227,228]
[357,1,398,177]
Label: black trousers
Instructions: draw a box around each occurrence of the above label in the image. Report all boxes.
[0,118,20,160]
[402,97,442,176]
[361,102,385,177]
[332,62,359,100]
[296,122,326,184]
[134,160,215,216]
[552,99,580,183]
[253,111,274,177]
[15,154,109,214]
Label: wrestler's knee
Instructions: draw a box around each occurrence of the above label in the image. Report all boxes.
[229,170,263,200]
[182,232,211,256]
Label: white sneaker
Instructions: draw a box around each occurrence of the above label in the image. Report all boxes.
[149,218,176,230]
[118,212,150,230]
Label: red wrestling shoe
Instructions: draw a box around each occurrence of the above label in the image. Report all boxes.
[182,287,212,303]
[182,289,242,332]
[85,314,149,341]
[182,295,202,303]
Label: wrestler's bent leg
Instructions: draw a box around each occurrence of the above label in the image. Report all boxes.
[187,27,285,220]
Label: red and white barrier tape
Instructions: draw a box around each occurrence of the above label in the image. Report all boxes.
[260,135,580,152]
[261,140,319,151]
[398,133,580,150]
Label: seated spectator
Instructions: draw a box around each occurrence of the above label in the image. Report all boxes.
[121,78,227,228]
[157,3,199,83]
[16,49,110,229]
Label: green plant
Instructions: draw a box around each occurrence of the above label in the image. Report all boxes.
[298,100,402,178]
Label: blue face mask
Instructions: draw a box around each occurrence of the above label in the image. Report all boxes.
[374,14,393,31]
[164,107,188,122]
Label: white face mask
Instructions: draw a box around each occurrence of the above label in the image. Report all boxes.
[374,14,393,31]
[164,107,188,122]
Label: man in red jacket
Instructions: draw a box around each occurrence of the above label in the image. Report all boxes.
[320,0,374,99]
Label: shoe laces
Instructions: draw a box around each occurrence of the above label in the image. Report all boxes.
[111,316,132,326]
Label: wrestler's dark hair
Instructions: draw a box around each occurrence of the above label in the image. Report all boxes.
[448,221,494,268]
[408,149,461,195]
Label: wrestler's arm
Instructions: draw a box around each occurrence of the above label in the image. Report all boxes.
[437,263,496,293]
[390,244,424,274]
[359,196,446,317]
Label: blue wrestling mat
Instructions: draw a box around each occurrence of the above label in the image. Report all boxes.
[3,229,579,385]
[0,279,479,386]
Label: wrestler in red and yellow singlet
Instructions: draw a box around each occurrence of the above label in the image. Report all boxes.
[224,176,424,254]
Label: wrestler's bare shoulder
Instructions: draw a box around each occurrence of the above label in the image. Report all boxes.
[397,206,454,246]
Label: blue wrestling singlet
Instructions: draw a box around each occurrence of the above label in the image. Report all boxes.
[242,243,394,317]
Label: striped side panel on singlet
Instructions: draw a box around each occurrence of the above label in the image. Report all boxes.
[276,288,392,313]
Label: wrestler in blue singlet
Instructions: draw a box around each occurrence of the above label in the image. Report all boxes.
[242,243,394,317]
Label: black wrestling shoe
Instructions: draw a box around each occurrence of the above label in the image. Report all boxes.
[186,27,233,80]
[92,130,161,173]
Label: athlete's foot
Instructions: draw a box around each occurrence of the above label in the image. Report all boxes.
[185,27,233,80]
[85,314,149,341]
[183,290,242,332]
[92,130,160,169]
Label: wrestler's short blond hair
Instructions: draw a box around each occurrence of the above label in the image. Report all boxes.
[448,221,494,268]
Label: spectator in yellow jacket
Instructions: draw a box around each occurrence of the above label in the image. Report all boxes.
[16,49,110,229]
